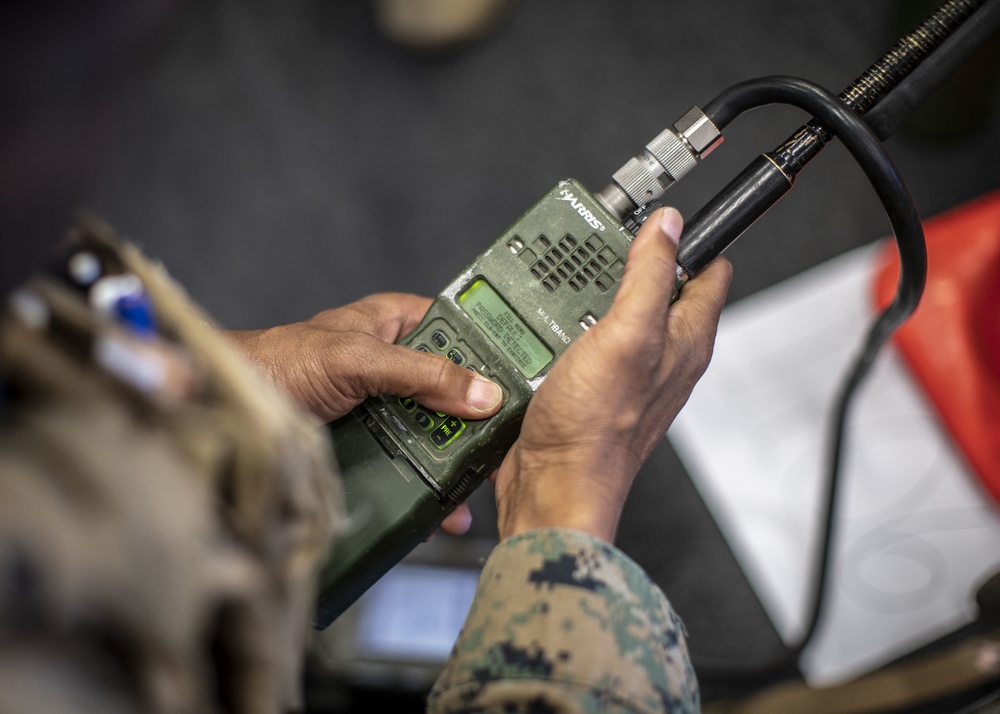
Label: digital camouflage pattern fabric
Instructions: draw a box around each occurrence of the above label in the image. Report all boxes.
[428,528,699,713]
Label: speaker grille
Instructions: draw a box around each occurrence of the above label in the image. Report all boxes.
[507,233,622,294]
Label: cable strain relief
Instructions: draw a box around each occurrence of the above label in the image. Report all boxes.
[769,121,830,177]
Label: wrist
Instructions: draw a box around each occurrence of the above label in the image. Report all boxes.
[499,499,619,543]
[495,448,627,542]
[220,328,267,362]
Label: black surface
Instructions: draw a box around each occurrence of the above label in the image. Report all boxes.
[4,0,1000,711]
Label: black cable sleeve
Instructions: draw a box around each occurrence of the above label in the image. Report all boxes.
[684,0,995,278]
[681,77,927,685]
[675,0,996,693]
[701,0,987,132]
[676,159,793,277]
[683,76,926,317]
[866,0,1000,140]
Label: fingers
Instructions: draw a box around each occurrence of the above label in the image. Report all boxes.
[440,503,473,536]
[311,293,433,342]
[391,293,434,338]
[671,254,733,331]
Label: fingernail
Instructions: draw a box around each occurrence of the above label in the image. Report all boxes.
[659,207,683,247]
[468,377,503,411]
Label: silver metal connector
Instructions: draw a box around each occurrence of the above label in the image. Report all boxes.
[596,106,723,220]
[670,263,691,304]
[674,107,724,157]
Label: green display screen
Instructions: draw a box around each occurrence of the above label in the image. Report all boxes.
[458,279,553,378]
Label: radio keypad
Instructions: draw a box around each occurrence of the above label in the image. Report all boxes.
[430,330,449,349]
[395,321,488,451]
[398,397,417,412]
[430,416,466,448]
[413,410,435,431]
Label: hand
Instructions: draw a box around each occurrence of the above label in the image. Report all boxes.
[223,292,505,536]
[490,207,732,543]
[224,292,504,423]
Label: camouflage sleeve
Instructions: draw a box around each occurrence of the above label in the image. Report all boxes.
[427,528,699,714]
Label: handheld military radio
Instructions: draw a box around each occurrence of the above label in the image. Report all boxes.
[313,108,724,628]
[314,0,994,630]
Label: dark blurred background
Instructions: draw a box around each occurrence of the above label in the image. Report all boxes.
[3,0,1000,711]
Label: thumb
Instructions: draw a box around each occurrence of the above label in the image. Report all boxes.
[611,207,682,328]
[355,339,505,420]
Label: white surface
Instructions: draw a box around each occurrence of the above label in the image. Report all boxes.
[355,563,479,661]
[669,242,1000,685]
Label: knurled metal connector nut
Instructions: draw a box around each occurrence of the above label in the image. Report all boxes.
[674,107,723,157]
[645,129,697,183]
[612,156,666,206]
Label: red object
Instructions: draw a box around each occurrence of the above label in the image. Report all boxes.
[873,189,1000,505]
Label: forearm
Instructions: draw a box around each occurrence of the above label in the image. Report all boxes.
[428,528,699,714]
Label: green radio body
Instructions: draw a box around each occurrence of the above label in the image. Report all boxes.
[314,179,638,627]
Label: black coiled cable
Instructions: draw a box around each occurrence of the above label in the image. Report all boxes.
[684,76,928,683]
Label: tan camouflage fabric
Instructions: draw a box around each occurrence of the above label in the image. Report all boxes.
[0,220,343,714]
[428,528,699,713]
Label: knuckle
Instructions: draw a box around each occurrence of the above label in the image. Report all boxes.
[690,338,715,374]
[346,333,395,391]
[432,355,451,389]
[707,254,734,283]
[671,318,714,372]
[353,294,388,322]
[428,353,458,392]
